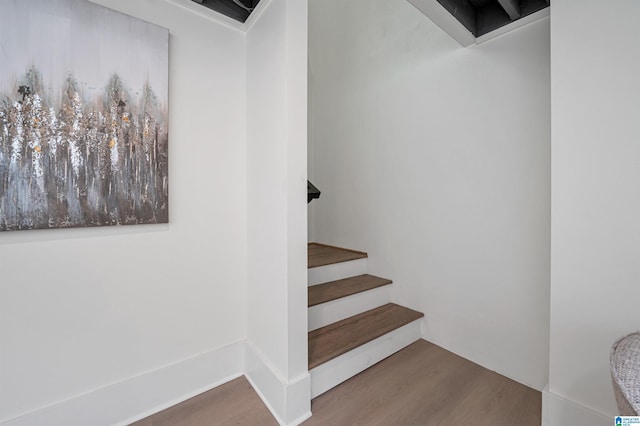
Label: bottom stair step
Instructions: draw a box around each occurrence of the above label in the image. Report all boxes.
[308,303,424,369]
[308,303,424,398]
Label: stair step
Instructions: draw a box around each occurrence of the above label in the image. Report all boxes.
[308,258,368,287]
[308,242,367,268]
[308,274,392,307]
[309,320,422,398]
[308,303,424,370]
[308,277,392,331]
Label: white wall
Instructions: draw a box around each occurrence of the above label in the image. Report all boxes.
[309,0,550,390]
[0,0,248,424]
[548,0,640,422]
[246,0,310,423]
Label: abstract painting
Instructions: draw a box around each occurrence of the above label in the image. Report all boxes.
[0,0,169,231]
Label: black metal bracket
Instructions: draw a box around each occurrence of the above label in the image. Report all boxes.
[308,180,321,204]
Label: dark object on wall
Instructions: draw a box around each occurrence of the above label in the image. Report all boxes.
[191,0,261,23]
[308,181,321,204]
[436,0,549,37]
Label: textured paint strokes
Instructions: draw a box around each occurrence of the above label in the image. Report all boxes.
[0,0,169,231]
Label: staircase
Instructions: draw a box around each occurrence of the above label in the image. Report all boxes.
[307,243,424,398]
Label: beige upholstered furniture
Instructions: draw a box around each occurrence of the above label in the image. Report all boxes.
[611,332,640,416]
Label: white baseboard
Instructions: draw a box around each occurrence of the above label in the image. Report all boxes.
[308,258,367,286]
[542,386,612,426]
[1,342,245,426]
[245,343,311,426]
[309,320,422,398]
[2,341,312,426]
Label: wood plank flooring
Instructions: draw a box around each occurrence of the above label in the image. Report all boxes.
[308,242,367,268]
[132,340,541,426]
[305,340,541,426]
[308,274,392,307]
[308,303,424,369]
[131,375,277,426]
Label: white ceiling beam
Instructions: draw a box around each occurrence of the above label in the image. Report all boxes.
[164,0,251,32]
[406,0,475,47]
[496,0,521,20]
[476,7,549,44]
[407,0,550,48]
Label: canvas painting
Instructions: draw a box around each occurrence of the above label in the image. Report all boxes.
[0,0,169,231]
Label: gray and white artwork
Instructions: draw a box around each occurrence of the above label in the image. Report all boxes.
[0,0,169,231]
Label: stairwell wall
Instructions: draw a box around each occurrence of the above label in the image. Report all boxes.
[0,1,248,424]
[548,0,640,423]
[308,0,550,390]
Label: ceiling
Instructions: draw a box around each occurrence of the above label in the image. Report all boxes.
[436,0,549,37]
[190,0,548,35]
[191,0,261,23]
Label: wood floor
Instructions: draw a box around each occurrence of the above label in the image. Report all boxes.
[131,375,277,426]
[132,340,541,426]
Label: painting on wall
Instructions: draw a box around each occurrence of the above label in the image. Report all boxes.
[0,0,169,232]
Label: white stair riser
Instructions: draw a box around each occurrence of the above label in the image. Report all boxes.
[308,258,368,286]
[308,286,392,331]
[309,320,422,399]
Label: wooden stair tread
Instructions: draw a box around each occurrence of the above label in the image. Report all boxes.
[308,274,392,307]
[308,303,424,369]
[308,243,367,268]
